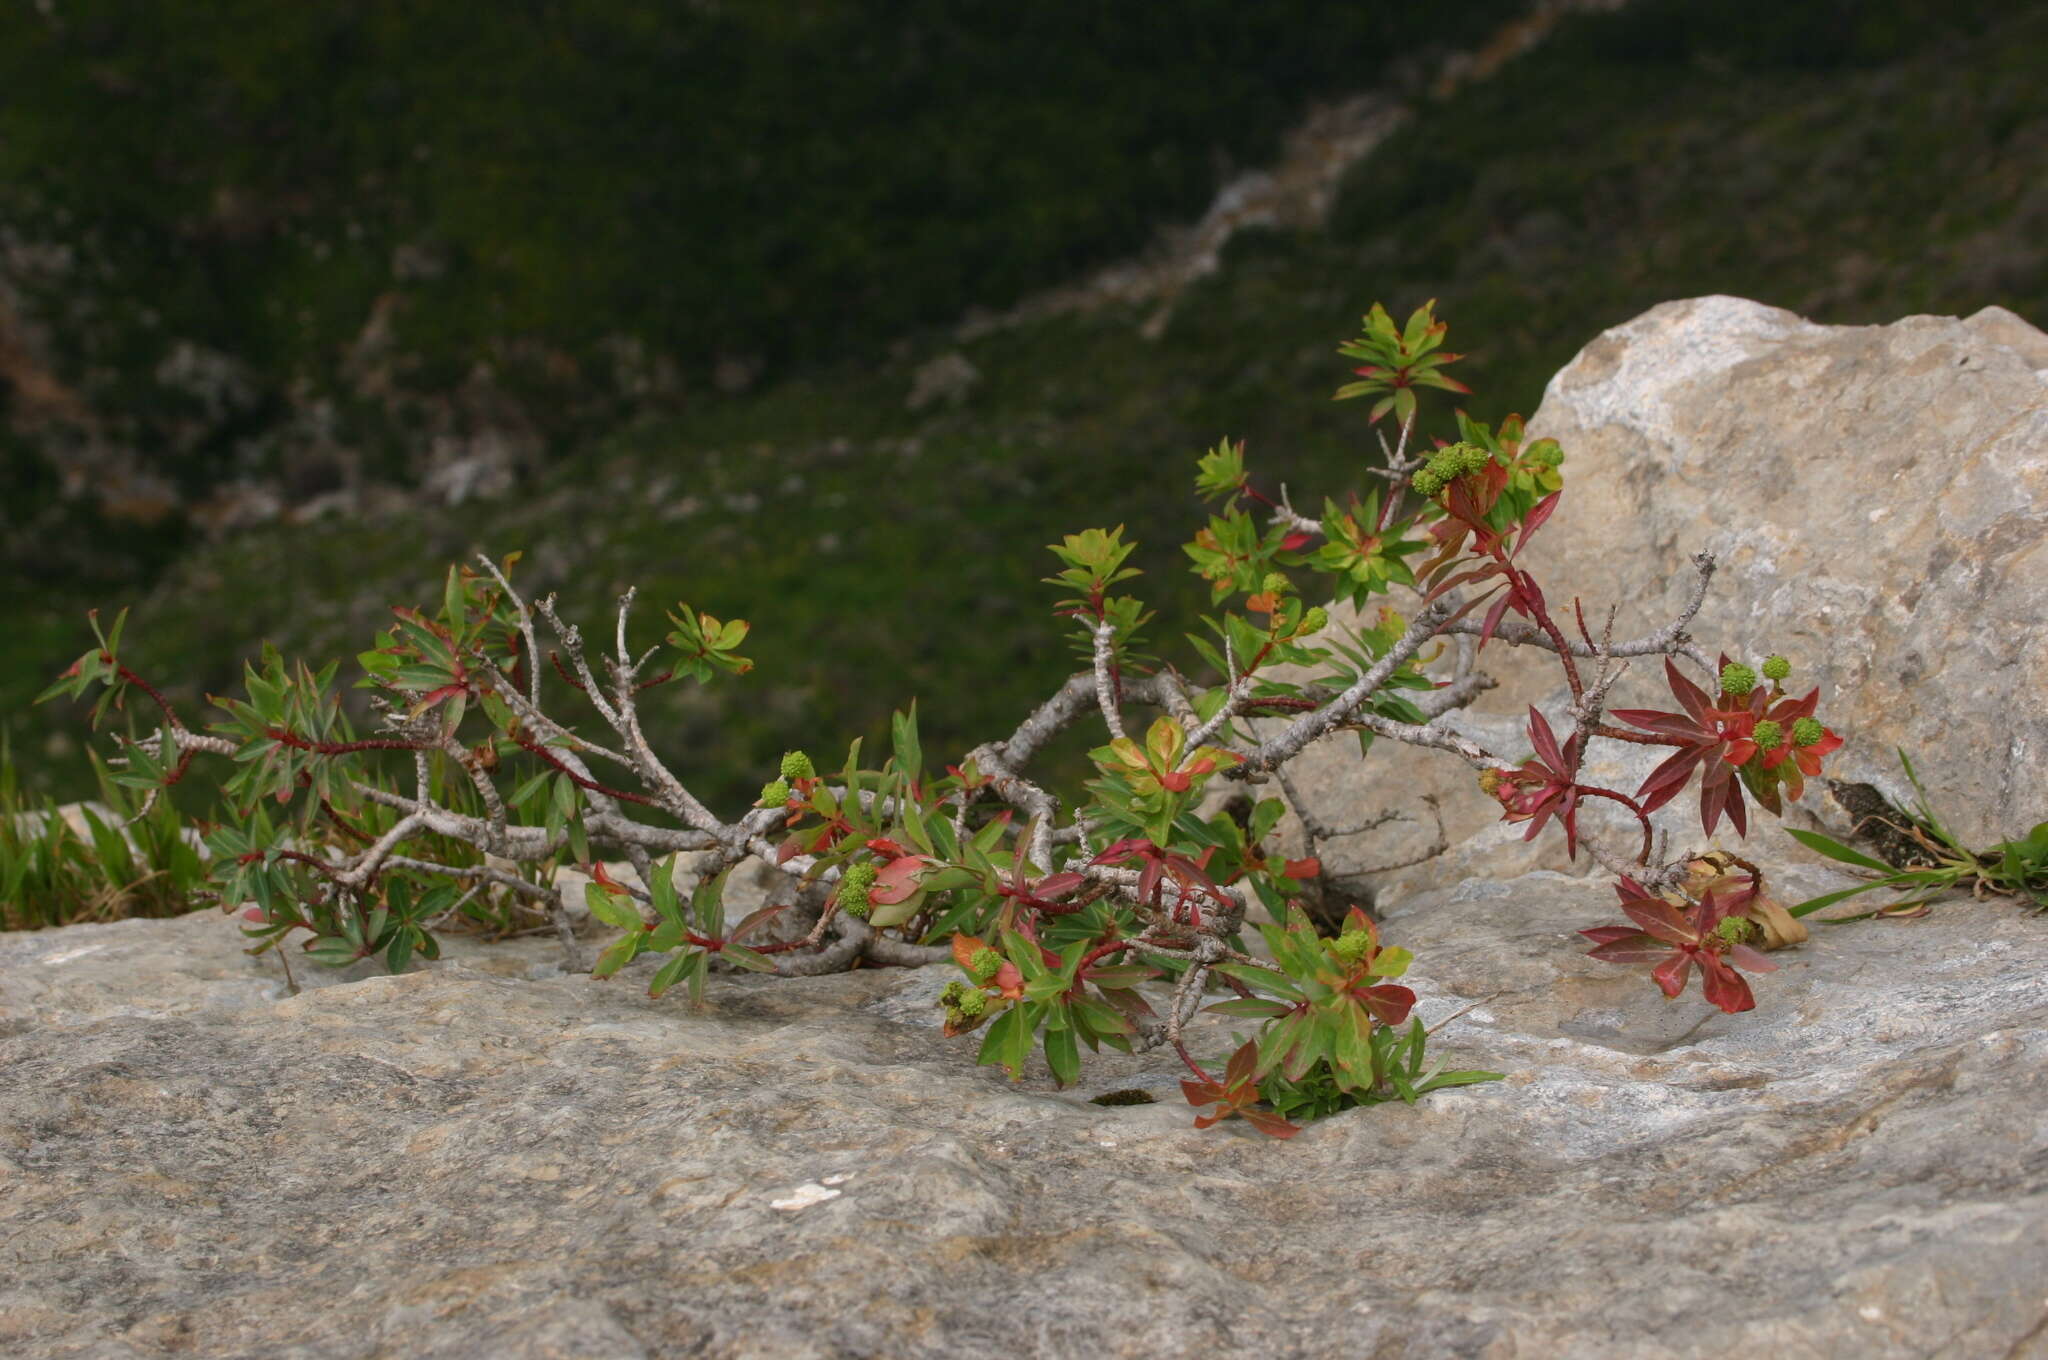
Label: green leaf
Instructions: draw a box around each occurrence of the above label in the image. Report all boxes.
[648,949,702,998]
[442,566,465,632]
[691,868,730,937]
[720,944,777,974]
[1043,1021,1081,1088]
[978,1003,1034,1079]
[649,858,683,926]
[1068,995,1134,1038]
[1213,961,1305,1001]
[584,880,643,932]
[1205,998,1292,1018]
[891,703,923,783]
[304,938,359,968]
[1414,1069,1505,1094]
[867,895,924,929]
[1784,827,1892,872]
[1001,928,1049,981]
[1367,945,1413,979]
[591,932,644,979]
[919,866,981,894]
[1081,963,1155,989]
[1024,973,1069,1002]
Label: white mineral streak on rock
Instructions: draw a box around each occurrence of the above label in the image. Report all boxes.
[769,1182,842,1212]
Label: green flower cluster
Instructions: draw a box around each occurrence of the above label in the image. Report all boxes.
[1714,916,1758,945]
[1330,928,1373,964]
[1792,716,1826,747]
[1762,655,1791,682]
[1300,606,1329,636]
[1751,719,1784,751]
[968,946,1003,983]
[836,861,878,918]
[938,980,989,1019]
[1410,442,1491,498]
[1719,662,1758,697]
[1261,571,1291,596]
[780,750,816,781]
[759,778,792,806]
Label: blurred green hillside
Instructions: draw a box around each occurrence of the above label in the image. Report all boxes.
[0,0,1519,586]
[5,0,2043,814]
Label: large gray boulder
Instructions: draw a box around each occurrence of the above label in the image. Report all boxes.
[2,863,2043,1358]
[1271,297,2048,906]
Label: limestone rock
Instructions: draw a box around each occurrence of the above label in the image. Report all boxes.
[3,861,2044,1357]
[1269,298,2048,905]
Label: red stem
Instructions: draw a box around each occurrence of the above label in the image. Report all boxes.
[321,796,373,843]
[1589,724,1686,748]
[1076,938,1133,973]
[267,729,425,755]
[1576,784,1656,863]
[511,732,664,808]
[115,664,183,730]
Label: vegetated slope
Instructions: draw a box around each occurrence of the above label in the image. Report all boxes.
[0,0,1520,591]
[9,0,2043,814]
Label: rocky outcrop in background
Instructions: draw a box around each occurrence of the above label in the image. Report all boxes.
[1269,297,2048,906]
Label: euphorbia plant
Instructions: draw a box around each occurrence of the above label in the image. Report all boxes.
[44,301,1846,1136]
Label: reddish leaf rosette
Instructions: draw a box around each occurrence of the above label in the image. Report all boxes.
[1581,876,1777,1014]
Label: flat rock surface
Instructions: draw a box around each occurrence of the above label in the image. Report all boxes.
[4,866,2045,1358]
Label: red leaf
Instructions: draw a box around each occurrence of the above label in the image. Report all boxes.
[1224,1040,1259,1089]
[1478,592,1514,649]
[1514,490,1562,555]
[869,854,930,905]
[1728,942,1777,973]
[1580,924,1643,944]
[1357,983,1416,1028]
[1090,838,1153,867]
[728,902,787,944]
[1586,933,1675,965]
[1526,706,1567,774]
[951,933,991,971]
[1698,954,1757,1013]
[1663,659,1716,726]
[1031,871,1088,901]
[1622,897,1697,945]
[1651,951,1694,999]
[1241,1109,1303,1140]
